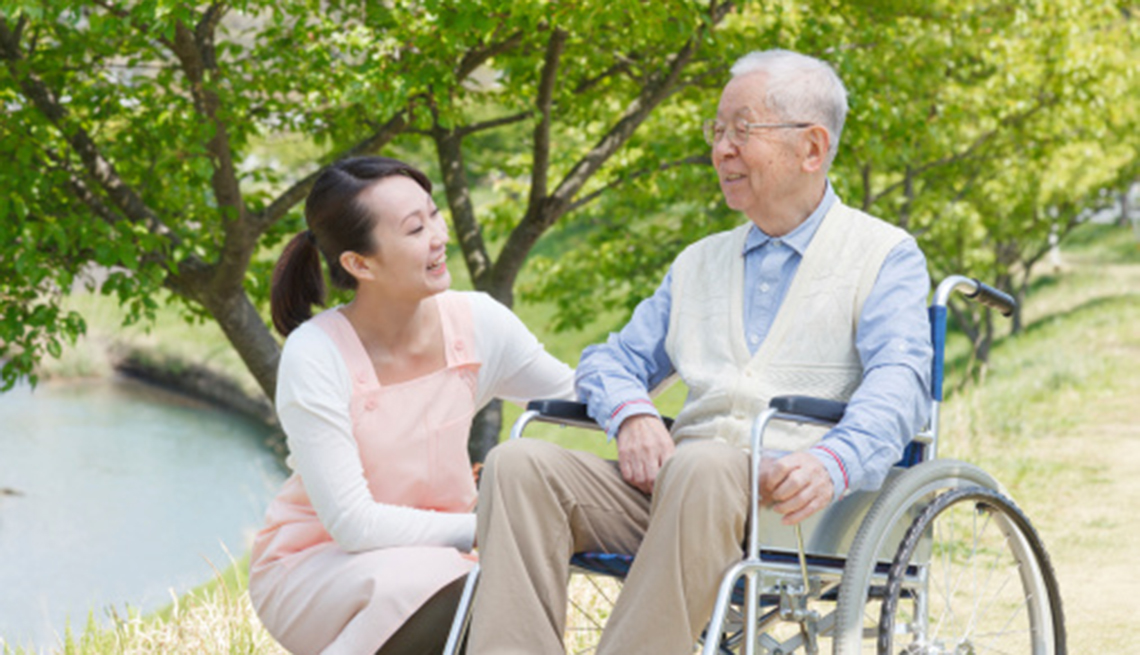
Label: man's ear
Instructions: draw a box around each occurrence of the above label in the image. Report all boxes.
[801,124,831,173]
[339,251,375,282]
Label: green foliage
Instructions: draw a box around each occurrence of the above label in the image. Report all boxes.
[0,0,1135,403]
[525,0,1139,337]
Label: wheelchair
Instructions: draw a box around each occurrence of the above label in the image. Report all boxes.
[444,275,1066,654]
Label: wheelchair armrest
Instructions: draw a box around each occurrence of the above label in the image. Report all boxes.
[526,399,593,421]
[523,399,675,430]
[770,395,847,424]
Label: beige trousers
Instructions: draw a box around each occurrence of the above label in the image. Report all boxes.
[468,438,750,655]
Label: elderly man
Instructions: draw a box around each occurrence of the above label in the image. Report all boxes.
[468,49,933,655]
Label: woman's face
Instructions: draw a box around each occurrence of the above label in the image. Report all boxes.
[350,175,451,300]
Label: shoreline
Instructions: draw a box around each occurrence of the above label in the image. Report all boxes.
[28,343,288,463]
[112,347,288,462]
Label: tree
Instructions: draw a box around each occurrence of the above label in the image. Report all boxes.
[532,0,1139,376]
[0,0,740,460]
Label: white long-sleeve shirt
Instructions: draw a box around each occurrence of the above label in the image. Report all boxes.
[274,291,576,553]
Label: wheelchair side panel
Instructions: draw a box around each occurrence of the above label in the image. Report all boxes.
[753,467,925,566]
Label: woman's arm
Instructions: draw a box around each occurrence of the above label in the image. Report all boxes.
[277,323,475,553]
[468,292,576,408]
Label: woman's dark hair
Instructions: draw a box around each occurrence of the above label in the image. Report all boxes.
[270,157,432,337]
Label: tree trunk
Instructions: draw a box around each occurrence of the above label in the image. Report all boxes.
[469,399,503,464]
[197,283,282,402]
[1120,185,1132,229]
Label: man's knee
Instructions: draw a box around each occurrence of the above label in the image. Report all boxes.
[661,440,746,484]
[482,438,562,490]
[656,439,749,510]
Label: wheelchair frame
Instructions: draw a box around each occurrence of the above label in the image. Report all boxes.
[444,275,1065,655]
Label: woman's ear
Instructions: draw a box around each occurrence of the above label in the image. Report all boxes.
[339,251,375,282]
[800,124,831,173]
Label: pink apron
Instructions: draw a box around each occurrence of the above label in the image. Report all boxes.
[250,292,479,655]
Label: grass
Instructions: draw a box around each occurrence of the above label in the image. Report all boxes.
[14,221,1140,652]
[3,554,285,655]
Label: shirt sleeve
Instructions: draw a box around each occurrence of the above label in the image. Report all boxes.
[469,292,576,408]
[276,322,475,553]
[575,269,678,439]
[809,239,934,499]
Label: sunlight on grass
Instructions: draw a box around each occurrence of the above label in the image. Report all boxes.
[3,554,286,655]
[17,223,1139,653]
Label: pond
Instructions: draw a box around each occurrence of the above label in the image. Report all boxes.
[0,377,287,651]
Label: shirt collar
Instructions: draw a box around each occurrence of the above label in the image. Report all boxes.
[742,180,837,257]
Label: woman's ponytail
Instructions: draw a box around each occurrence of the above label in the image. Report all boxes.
[270,230,325,337]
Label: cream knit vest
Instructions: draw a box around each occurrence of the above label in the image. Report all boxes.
[664,202,909,452]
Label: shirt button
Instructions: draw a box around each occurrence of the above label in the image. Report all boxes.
[760,283,770,293]
[455,341,465,352]
[356,373,368,384]
[365,399,377,411]
[772,239,783,248]
[749,334,760,345]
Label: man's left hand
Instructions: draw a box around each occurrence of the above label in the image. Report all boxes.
[760,452,834,525]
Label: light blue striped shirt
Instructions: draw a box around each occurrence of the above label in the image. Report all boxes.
[575,184,933,499]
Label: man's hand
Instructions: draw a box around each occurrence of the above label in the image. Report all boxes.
[760,452,834,525]
[616,414,675,495]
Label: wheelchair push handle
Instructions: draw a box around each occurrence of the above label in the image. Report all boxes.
[933,275,1017,318]
[963,279,1016,317]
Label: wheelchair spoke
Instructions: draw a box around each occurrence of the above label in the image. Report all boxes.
[880,488,1063,655]
[583,570,619,607]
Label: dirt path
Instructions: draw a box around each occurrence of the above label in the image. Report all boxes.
[1026,368,1140,651]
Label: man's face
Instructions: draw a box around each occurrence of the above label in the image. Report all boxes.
[711,72,804,224]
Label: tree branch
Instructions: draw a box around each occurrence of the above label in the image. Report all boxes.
[868,97,1054,207]
[488,0,735,301]
[573,58,633,94]
[251,111,410,231]
[0,17,174,241]
[567,155,711,213]
[44,155,126,228]
[453,111,531,138]
[88,0,175,49]
[549,4,731,211]
[455,27,525,81]
[526,28,568,219]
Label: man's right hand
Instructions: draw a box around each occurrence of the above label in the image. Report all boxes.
[616,414,675,495]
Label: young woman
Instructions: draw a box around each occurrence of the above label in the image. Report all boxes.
[249,157,575,655]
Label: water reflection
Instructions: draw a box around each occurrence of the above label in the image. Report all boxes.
[0,377,286,651]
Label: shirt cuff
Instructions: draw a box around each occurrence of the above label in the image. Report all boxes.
[606,398,660,441]
[455,513,477,553]
[810,442,850,502]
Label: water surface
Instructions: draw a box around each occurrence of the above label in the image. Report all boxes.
[0,377,286,651]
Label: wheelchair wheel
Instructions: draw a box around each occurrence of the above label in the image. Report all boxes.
[833,459,1005,655]
[878,487,1065,655]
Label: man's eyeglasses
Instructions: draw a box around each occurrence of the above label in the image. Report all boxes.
[702,119,814,147]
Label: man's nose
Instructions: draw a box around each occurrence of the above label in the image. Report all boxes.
[712,134,737,161]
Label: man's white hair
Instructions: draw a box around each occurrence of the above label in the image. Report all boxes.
[730,49,848,166]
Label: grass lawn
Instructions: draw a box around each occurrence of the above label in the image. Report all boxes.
[13,222,1139,653]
